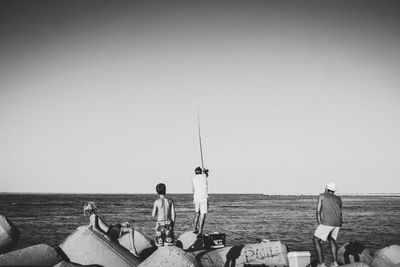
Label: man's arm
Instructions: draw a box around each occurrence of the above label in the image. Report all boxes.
[316,195,323,224]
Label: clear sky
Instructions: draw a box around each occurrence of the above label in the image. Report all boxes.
[1,1,400,194]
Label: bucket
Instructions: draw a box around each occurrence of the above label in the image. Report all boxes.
[287,251,311,267]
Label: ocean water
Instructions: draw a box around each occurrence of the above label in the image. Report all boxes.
[1,194,399,261]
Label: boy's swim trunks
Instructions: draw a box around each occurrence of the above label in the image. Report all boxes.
[155,220,174,246]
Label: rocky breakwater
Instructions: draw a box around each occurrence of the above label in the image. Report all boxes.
[0,215,155,266]
[0,215,63,266]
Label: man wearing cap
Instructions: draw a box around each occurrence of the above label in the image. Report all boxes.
[192,166,209,237]
[313,182,342,267]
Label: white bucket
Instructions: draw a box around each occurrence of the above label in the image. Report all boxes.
[287,251,311,267]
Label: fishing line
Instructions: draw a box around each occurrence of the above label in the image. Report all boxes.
[215,227,264,242]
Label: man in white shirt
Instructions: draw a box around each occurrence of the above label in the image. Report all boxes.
[192,166,209,236]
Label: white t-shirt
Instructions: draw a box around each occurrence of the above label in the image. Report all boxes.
[192,174,208,203]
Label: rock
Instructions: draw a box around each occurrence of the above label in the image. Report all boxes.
[0,215,19,254]
[59,226,141,267]
[52,260,103,267]
[118,228,156,259]
[0,244,62,266]
[372,257,393,267]
[176,231,204,251]
[52,261,83,267]
[193,240,288,267]
[376,245,400,264]
[341,262,372,267]
[139,246,200,267]
[372,245,400,267]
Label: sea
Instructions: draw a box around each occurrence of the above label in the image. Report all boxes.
[1,194,399,262]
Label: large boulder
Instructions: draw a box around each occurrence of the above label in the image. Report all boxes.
[193,240,288,267]
[59,226,141,267]
[139,246,200,267]
[52,260,105,267]
[341,262,372,267]
[0,215,19,254]
[118,228,156,259]
[176,231,204,251]
[52,261,84,267]
[372,245,400,267]
[0,244,62,266]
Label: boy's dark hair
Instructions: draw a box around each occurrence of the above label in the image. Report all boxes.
[156,183,166,195]
[195,167,202,174]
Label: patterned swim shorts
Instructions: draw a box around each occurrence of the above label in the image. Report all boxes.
[155,220,174,246]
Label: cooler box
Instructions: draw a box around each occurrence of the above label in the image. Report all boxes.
[203,232,226,249]
[287,251,311,267]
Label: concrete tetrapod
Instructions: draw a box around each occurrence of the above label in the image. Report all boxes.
[372,245,400,267]
[176,231,205,251]
[0,215,19,254]
[118,228,156,259]
[139,246,200,267]
[52,260,87,267]
[0,244,62,266]
[59,226,141,267]
[193,240,289,267]
[341,262,373,267]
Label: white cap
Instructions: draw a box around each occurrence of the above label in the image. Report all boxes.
[326,182,336,192]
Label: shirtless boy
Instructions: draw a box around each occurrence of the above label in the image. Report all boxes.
[152,183,176,246]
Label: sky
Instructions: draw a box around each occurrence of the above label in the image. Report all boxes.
[1,1,400,194]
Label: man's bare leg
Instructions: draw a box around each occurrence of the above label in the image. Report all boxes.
[328,235,338,265]
[198,213,206,236]
[313,235,324,265]
[193,212,200,234]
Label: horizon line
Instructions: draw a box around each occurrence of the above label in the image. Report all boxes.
[1,191,400,196]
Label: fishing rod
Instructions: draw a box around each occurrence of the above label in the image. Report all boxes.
[196,110,211,179]
[197,110,205,171]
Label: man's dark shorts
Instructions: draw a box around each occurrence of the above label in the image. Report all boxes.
[106,223,122,241]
